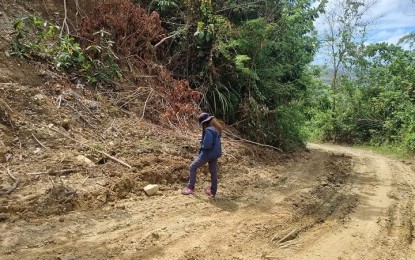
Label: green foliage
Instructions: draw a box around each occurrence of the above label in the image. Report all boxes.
[234,54,258,80]
[12,16,60,57]
[150,0,323,150]
[55,36,85,69]
[238,98,306,151]
[224,2,322,150]
[354,144,413,160]
[300,66,334,141]
[153,0,178,12]
[304,42,415,153]
[201,82,240,121]
[11,15,121,85]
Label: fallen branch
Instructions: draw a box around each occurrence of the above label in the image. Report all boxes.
[0,98,13,112]
[50,128,132,168]
[27,168,79,176]
[271,229,298,244]
[32,133,49,149]
[139,88,153,121]
[154,34,176,48]
[224,130,283,152]
[60,0,70,37]
[56,94,62,108]
[81,175,89,185]
[0,166,19,196]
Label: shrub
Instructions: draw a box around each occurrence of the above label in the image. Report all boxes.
[238,97,306,151]
[11,15,121,85]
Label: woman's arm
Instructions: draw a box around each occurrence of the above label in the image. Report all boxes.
[201,129,214,150]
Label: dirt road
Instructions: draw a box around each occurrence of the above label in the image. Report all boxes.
[1,143,414,260]
[297,144,415,260]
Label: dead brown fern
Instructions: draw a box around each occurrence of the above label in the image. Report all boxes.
[78,0,166,63]
[152,66,201,125]
[78,0,201,126]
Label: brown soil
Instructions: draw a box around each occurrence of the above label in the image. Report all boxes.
[1,1,415,260]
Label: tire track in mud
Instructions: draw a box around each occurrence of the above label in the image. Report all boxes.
[1,149,354,260]
[133,150,359,260]
[293,144,415,260]
[382,160,415,259]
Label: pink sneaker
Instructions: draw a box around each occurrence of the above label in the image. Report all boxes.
[181,187,195,195]
[204,187,215,198]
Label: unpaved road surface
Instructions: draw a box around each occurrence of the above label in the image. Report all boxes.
[1,143,414,260]
[297,144,415,260]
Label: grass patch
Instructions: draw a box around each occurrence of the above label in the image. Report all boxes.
[353,144,413,160]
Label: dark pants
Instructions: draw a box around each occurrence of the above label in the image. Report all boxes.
[187,155,218,195]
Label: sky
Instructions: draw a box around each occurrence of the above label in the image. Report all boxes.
[313,0,415,64]
[369,0,415,45]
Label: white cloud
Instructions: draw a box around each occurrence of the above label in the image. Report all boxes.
[370,28,410,44]
[315,0,415,45]
[374,0,415,31]
[312,0,415,63]
[371,0,414,44]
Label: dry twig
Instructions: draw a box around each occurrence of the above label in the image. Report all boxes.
[0,98,13,112]
[50,128,132,168]
[224,130,283,152]
[56,94,62,108]
[139,88,153,121]
[68,105,96,129]
[0,166,19,195]
[27,168,79,176]
[154,34,176,48]
[32,133,49,149]
[271,229,298,244]
[81,175,89,185]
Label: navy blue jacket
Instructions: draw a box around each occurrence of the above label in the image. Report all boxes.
[199,126,222,160]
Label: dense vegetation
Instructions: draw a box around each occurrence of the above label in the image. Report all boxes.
[304,43,415,153]
[144,0,325,150]
[303,0,415,154]
[10,0,415,153]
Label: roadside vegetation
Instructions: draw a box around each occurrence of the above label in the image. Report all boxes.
[302,0,415,156]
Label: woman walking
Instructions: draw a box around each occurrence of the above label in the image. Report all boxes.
[182,112,222,198]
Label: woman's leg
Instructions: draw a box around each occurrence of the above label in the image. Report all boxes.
[187,155,207,189]
[208,159,218,195]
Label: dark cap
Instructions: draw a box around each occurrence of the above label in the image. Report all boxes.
[198,112,214,125]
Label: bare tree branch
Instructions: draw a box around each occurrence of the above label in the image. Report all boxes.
[60,0,70,37]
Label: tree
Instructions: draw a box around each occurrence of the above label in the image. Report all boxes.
[218,0,325,150]
[305,41,415,150]
[319,0,379,113]
[399,33,415,50]
[358,43,415,149]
